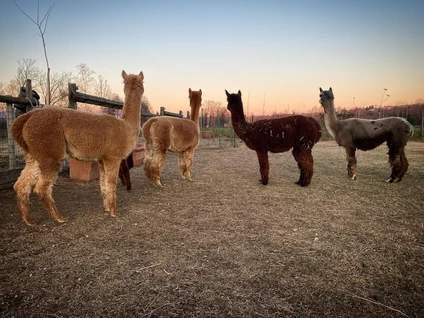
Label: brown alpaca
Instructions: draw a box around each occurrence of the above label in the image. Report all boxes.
[119,152,134,191]
[11,70,144,225]
[319,87,414,182]
[142,88,202,186]
[226,90,321,186]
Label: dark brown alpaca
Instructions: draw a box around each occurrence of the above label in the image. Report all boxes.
[119,153,134,191]
[225,90,321,186]
[319,87,414,182]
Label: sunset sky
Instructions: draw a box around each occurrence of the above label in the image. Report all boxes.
[1,0,423,115]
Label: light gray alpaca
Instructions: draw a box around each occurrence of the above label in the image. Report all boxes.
[319,87,413,182]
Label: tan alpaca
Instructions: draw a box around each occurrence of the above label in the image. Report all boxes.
[11,70,144,225]
[142,88,202,186]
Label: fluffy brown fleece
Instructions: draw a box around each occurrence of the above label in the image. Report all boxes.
[11,70,144,225]
[142,89,202,186]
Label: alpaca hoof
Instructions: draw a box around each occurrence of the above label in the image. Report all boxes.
[260,179,268,185]
[295,181,309,187]
[23,218,35,226]
[385,177,395,183]
[110,211,119,217]
[56,217,68,223]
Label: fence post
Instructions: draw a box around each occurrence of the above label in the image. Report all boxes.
[179,110,183,118]
[24,79,32,112]
[421,106,423,140]
[6,101,16,170]
[160,107,165,116]
[217,115,222,148]
[68,83,78,109]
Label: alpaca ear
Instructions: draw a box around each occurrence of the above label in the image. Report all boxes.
[237,90,241,97]
[139,71,144,80]
[225,90,229,97]
[189,88,192,94]
[329,87,333,93]
[199,89,202,95]
[122,70,128,80]
[319,87,323,92]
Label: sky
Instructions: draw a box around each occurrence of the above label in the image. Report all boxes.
[0,0,423,115]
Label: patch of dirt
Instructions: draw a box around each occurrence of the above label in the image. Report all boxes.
[1,141,423,317]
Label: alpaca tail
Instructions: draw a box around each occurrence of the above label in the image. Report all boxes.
[141,117,157,142]
[309,117,322,143]
[407,121,414,138]
[11,113,31,153]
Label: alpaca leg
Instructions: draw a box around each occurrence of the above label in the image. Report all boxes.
[118,160,127,186]
[397,149,409,182]
[102,159,121,217]
[345,147,357,180]
[255,151,269,185]
[33,171,67,223]
[178,151,188,179]
[184,147,196,181]
[13,155,40,226]
[119,159,132,191]
[143,143,157,185]
[148,149,167,187]
[387,148,403,183]
[292,148,314,187]
[98,161,109,211]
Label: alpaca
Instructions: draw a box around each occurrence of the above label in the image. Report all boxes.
[225,90,321,186]
[319,87,414,182]
[142,88,202,186]
[11,70,144,225]
[119,152,134,191]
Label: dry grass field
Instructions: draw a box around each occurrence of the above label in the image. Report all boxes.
[1,141,423,318]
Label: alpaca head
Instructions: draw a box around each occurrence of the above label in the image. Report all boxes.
[122,70,145,96]
[225,90,243,113]
[319,87,334,109]
[189,88,202,104]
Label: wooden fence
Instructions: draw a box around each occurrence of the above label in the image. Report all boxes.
[0,80,185,189]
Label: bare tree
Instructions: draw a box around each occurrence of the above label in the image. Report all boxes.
[141,96,153,114]
[96,75,112,99]
[16,58,41,88]
[37,71,73,105]
[75,63,96,94]
[203,100,221,127]
[75,63,97,112]
[14,0,55,104]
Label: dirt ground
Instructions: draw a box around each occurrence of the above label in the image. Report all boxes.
[1,141,423,318]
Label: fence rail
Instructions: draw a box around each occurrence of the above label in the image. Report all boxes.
[0,79,186,188]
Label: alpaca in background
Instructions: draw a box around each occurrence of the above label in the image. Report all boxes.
[142,89,202,186]
[226,90,321,186]
[12,70,144,225]
[319,87,413,182]
[119,152,134,191]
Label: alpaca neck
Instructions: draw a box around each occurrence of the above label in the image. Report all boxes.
[230,109,250,141]
[323,100,339,138]
[121,92,142,134]
[190,101,201,126]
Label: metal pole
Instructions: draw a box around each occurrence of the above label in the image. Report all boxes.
[6,102,16,170]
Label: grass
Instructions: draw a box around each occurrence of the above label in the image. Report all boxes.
[0,141,423,317]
